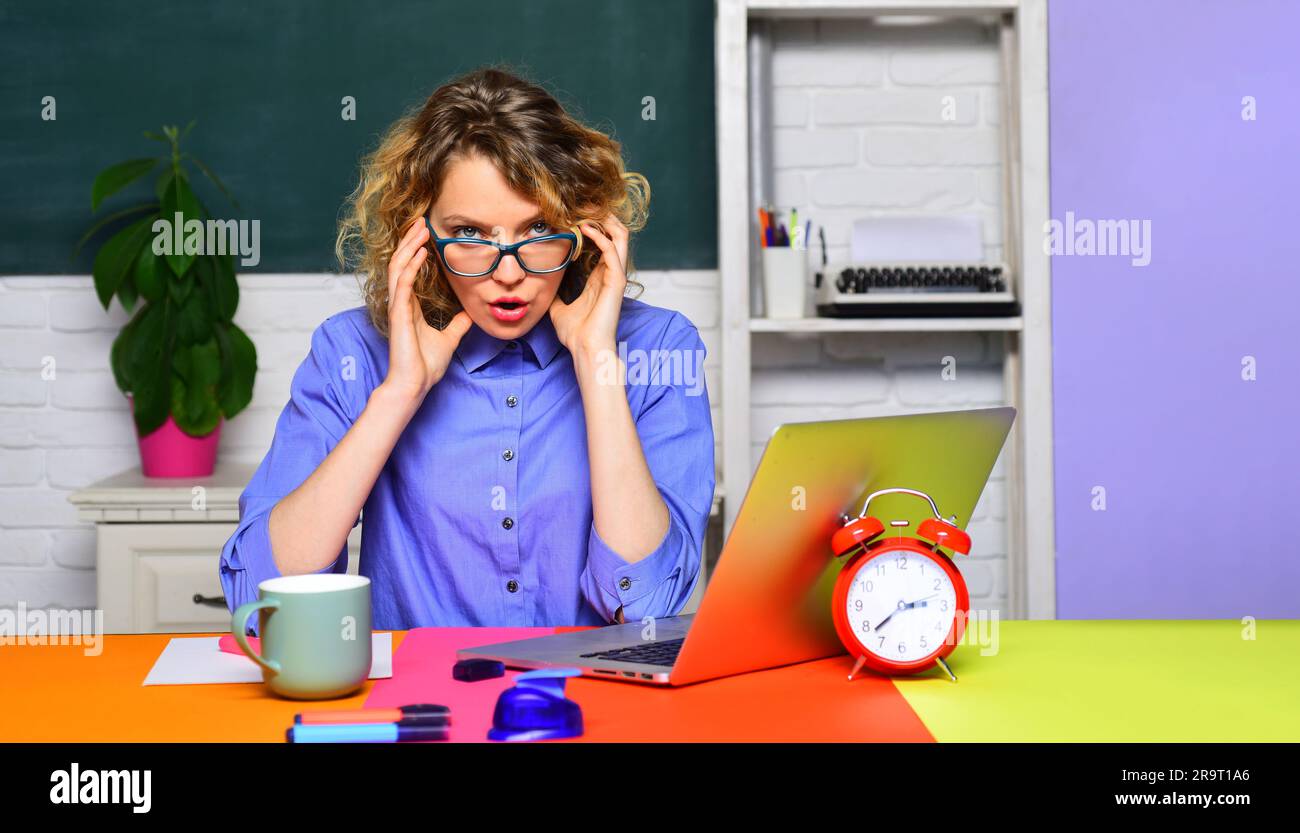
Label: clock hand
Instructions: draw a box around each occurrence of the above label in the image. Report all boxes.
[876,595,940,632]
[874,599,908,631]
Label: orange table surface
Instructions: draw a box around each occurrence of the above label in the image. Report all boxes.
[0,629,931,743]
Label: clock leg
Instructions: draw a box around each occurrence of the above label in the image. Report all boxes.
[847,655,867,681]
[935,656,958,683]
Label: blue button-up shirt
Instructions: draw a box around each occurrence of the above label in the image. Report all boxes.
[219,297,714,633]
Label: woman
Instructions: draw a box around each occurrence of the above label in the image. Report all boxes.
[219,66,715,633]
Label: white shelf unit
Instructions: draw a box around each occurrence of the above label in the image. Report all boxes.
[715,0,1055,618]
[750,316,1024,333]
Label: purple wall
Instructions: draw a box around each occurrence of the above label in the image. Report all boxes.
[1050,0,1300,618]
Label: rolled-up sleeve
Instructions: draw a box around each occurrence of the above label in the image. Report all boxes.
[580,314,716,623]
[219,315,364,634]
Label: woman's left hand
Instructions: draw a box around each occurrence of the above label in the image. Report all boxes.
[549,213,628,356]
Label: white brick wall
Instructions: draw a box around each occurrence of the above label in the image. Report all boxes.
[757,16,1012,614]
[771,17,1004,264]
[0,271,720,612]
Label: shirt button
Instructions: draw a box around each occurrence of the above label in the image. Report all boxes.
[506,579,520,593]
[618,577,632,591]
[502,517,514,530]
[506,395,518,408]
[506,341,518,350]
[502,449,514,461]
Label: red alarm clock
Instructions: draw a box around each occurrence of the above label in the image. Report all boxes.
[830,487,972,683]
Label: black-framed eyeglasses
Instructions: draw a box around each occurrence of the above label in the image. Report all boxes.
[425,216,579,278]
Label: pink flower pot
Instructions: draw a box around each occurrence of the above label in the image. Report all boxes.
[127,394,222,478]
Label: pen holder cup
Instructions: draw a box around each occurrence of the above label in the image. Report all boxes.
[761,247,809,319]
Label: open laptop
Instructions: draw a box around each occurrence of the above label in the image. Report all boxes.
[457,406,1016,686]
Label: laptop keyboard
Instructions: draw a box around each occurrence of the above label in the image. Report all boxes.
[579,637,684,667]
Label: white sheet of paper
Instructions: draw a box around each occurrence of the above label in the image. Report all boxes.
[142,632,393,686]
[850,215,985,262]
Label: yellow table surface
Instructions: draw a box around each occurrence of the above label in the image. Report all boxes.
[891,619,1300,742]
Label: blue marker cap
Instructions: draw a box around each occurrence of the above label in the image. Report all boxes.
[488,668,584,742]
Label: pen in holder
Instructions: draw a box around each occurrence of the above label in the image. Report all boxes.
[761,246,809,319]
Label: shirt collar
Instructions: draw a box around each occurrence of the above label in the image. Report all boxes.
[454,311,564,373]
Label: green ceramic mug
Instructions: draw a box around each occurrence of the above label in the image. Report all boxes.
[230,574,373,700]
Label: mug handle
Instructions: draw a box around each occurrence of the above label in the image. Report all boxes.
[231,599,282,675]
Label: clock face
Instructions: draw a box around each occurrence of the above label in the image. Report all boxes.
[844,548,958,664]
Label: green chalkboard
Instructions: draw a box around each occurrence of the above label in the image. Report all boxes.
[0,0,716,274]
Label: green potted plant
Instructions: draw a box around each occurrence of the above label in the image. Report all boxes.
[76,122,257,477]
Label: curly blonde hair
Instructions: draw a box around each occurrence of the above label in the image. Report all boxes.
[336,64,649,337]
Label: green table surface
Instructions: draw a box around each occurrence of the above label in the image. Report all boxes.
[892,619,1299,742]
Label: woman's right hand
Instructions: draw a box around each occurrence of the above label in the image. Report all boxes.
[382,216,473,404]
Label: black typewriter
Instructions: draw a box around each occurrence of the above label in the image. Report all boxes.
[813,262,1019,318]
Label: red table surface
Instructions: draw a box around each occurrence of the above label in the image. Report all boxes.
[0,627,932,743]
